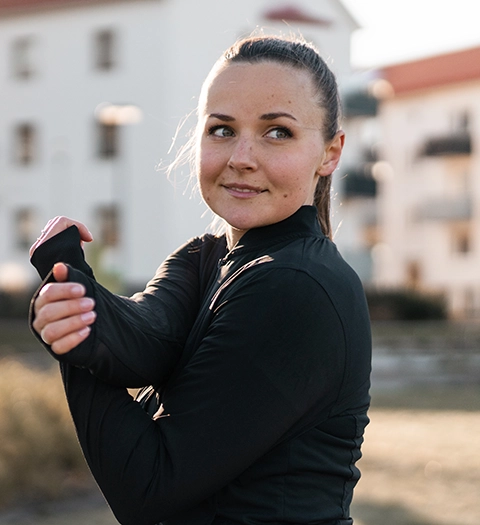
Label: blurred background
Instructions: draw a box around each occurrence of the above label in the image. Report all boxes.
[0,1,479,524]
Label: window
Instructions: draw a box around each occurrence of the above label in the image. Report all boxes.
[451,110,470,133]
[14,123,36,165]
[406,260,421,289]
[451,222,471,255]
[97,205,119,247]
[462,287,480,318]
[15,208,37,250]
[11,36,36,79]
[97,121,119,158]
[94,29,117,70]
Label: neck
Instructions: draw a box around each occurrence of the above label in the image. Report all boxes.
[226,226,247,250]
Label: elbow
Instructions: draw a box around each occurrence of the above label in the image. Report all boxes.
[109,500,163,525]
[103,483,178,525]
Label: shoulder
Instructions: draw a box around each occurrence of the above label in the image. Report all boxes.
[272,235,357,277]
[213,235,368,328]
[172,233,226,255]
[162,233,227,271]
[212,256,338,321]
[274,235,366,303]
[239,235,363,298]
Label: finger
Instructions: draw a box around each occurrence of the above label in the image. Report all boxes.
[53,262,68,282]
[33,284,91,338]
[35,282,87,312]
[40,310,96,352]
[49,325,93,355]
[33,296,95,338]
[43,216,94,242]
[36,292,94,322]
[30,216,93,257]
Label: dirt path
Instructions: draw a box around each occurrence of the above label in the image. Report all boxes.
[7,405,477,525]
[1,392,479,525]
[0,490,117,525]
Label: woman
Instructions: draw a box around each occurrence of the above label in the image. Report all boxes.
[30,36,371,525]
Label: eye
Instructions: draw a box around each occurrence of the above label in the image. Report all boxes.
[265,127,293,140]
[208,125,235,138]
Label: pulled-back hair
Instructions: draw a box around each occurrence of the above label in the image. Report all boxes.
[216,35,342,239]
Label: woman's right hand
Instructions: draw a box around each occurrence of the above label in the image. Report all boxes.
[32,263,97,355]
[29,216,93,258]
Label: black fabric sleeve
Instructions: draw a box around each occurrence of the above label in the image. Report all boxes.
[29,228,211,388]
[60,267,347,524]
[30,225,95,280]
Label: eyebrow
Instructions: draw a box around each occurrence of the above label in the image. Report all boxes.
[208,113,235,122]
[208,112,297,122]
[260,112,297,122]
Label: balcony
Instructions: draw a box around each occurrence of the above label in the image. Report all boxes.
[343,166,377,198]
[421,132,471,157]
[343,91,378,118]
[416,196,472,221]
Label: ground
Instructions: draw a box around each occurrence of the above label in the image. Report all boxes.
[0,319,479,525]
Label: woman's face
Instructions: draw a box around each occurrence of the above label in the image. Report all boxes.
[197,61,343,246]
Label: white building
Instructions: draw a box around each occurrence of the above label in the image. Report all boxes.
[0,0,358,293]
[375,46,480,318]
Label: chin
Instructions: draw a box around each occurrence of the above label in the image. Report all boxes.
[228,219,272,232]
[219,211,255,230]
[227,220,256,233]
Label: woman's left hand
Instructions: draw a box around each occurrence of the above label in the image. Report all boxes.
[29,216,93,258]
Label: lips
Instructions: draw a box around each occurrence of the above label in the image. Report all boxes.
[222,183,266,197]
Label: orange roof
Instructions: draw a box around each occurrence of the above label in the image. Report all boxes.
[0,0,110,13]
[0,0,78,7]
[382,46,480,95]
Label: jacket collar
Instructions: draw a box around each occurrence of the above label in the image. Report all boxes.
[224,205,323,259]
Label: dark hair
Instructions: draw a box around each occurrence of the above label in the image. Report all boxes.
[218,35,342,239]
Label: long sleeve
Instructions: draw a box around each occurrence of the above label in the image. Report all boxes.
[30,225,96,281]
[60,265,354,525]
[29,227,224,387]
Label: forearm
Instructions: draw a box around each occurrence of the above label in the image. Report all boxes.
[29,230,209,387]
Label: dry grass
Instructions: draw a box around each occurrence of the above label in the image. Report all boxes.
[1,374,478,525]
[0,358,89,509]
[352,391,480,525]
[0,337,479,524]
[3,394,478,525]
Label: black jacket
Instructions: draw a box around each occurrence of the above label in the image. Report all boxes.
[30,206,371,525]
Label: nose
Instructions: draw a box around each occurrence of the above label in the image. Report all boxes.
[227,136,258,172]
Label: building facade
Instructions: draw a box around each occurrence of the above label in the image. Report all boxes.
[374,47,480,318]
[332,71,383,284]
[0,0,358,292]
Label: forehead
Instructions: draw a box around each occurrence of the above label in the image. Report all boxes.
[200,62,320,119]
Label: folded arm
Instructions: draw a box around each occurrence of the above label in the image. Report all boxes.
[30,225,223,387]
[61,267,349,524]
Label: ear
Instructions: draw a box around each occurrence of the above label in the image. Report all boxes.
[317,131,345,177]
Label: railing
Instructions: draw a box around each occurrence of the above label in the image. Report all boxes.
[415,196,471,221]
[343,166,377,197]
[421,132,471,156]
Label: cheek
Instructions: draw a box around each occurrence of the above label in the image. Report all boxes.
[287,174,318,207]
[276,167,316,196]
[197,150,216,186]
[198,143,224,173]
[197,168,211,202]
[197,156,224,207]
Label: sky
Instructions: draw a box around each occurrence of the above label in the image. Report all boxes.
[341,0,480,69]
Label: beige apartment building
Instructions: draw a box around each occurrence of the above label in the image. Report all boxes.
[374,47,480,318]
